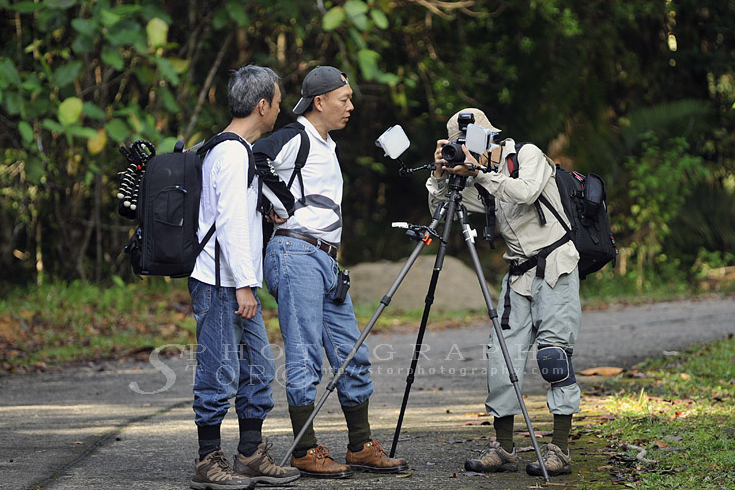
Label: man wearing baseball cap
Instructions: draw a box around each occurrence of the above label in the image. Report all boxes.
[254,66,409,478]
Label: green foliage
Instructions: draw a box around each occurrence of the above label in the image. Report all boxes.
[0,0,734,289]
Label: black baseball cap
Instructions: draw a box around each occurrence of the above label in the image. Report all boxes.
[293,66,349,114]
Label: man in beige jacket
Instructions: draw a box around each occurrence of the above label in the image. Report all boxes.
[426,108,582,477]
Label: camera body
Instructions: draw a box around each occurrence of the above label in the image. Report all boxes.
[440,112,475,166]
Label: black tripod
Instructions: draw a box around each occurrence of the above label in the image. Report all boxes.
[278,173,549,482]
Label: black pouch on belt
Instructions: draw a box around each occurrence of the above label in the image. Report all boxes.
[334,269,350,304]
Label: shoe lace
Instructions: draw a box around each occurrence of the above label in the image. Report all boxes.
[313,445,331,460]
[209,451,232,471]
[369,439,385,454]
[260,440,276,464]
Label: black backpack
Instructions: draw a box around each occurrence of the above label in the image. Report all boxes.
[118,133,254,278]
[510,143,617,279]
[252,122,309,251]
[539,164,618,279]
[477,143,617,280]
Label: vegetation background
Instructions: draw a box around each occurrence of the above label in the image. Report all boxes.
[1,0,734,295]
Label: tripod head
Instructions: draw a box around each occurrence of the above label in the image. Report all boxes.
[447,173,469,192]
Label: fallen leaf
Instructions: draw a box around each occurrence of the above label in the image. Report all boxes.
[464,420,490,426]
[578,366,624,376]
[396,472,413,478]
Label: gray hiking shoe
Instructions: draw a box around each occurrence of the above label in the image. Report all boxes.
[464,441,519,473]
[191,449,255,490]
[525,443,572,476]
[233,440,301,485]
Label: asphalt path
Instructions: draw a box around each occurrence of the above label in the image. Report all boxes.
[1,295,733,490]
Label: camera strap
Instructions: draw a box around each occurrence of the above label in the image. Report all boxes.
[474,182,496,248]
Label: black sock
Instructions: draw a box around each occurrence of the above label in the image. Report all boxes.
[493,415,514,453]
[197,424,221,459]
[238,418,263,457]
[552,414,572,452]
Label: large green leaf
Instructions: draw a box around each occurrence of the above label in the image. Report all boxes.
[58,97,83,126]
[344,0,368,17]
[0,58,22,87]
[18,121,34,144]
[226,0,250,27]
[357,49,380,81]
[105,119,131,143]
[65,126,100,139]
[24,157,45,184]
[323,7,346,31]
[44,0,77,9]
[102,46,124,70]
[9,1,43,13]
[4,92,24,115]
[42,118,64,133]
[99,9,122,28]
[107,24,144,47]
[53,61,83,88]
[146,18,169,48]
[159,86,180,113]
[72,34,95,55]
[71,18,98,37]
[155,57,180,86]
[370,10,389,29]
[82,102,106,120]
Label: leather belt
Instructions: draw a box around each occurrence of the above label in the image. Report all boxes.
[274,230,339,259]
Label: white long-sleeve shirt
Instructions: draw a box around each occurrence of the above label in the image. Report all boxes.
[191,138,262,288]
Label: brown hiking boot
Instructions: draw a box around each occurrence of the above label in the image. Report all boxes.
[464,441,519,473]
[233,440,301,485]
[290,445,352,478]
[191,449,255,490]
[526,443,572,476]
[346,439,409,473]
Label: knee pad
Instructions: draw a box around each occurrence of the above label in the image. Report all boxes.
[536,345,576,387]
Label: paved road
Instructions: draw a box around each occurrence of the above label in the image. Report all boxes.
[1,296,733,490]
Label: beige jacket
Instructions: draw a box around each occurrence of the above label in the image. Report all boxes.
[426,138,579,295]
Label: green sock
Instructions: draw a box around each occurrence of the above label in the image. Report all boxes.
[493,415,514,453]
[288,404,318,456]
[552,414,572,452]
[342,400,371,452]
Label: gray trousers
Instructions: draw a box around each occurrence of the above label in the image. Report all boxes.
[485,268,582,417]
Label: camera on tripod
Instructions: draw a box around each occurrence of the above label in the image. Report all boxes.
[440,112,474,165]
[441,112,501,167]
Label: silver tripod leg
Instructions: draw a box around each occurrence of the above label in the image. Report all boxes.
[455,202,550,482]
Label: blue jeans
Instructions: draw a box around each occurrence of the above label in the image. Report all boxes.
[264,235,373,408]
[189,278,276,426]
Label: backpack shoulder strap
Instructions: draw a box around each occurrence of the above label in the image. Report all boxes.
[197,132,255,186]
[281,123,310,204]
[507,142,528,178]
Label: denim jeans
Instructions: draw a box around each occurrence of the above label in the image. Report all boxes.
[264,235,373,408]
[188,278,276,426]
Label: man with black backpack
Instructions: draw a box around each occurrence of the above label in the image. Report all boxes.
[426,108,582,478]
[188,64,299,490]
[253,66,409,478]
